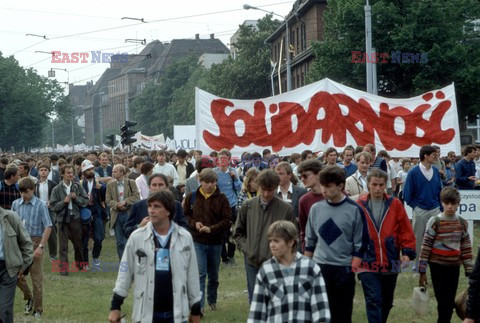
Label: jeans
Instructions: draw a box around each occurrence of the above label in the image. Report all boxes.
[82,213,104,263]
[430,262,460,323]
[114,211,128,260]
[359,272,398,323]
[194,242,222,308]
[319,264,355,323]
[244,254,259,303]
[0,260,17,323]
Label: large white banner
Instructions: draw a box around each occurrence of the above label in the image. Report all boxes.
[195,78,461,157]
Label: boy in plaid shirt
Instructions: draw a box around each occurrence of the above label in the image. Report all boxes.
[248,221,330,322]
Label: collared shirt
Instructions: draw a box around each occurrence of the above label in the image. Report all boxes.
[176,162,187,185]
[355,171,369,192]
[248,252,330,322]
[277,183,293,202]
[11,196,52,237]
[0,219,4,259]
[117,179,125,202]
[419,162,433,181]
[63,181,73,210]
[38,180,49,205]
[199,187,216,199]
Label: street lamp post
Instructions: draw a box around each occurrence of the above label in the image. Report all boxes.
[91,92,105,148]
[98,85,115,149]
[243,4,292,92]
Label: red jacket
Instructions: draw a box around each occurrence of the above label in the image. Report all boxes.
[356,193,416,272]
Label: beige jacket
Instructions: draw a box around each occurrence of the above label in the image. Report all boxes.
[106,178,140,228]
[113,221,201,323]
[0,208,33,277]
[346,171,367,200]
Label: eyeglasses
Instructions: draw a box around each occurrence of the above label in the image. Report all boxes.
[301,172,313,180]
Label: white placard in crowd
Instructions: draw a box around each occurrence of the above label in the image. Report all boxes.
[173,125,197,150]
[195,78,461,157]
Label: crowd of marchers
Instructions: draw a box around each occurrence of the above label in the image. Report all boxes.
[0,144,479,323]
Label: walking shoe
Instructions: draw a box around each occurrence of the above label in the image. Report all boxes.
[227,257,236,266]
[92,258,101,271]
[50,256,57,262]
[109,228,115,237]
[209,303,217,311]
[24,298,33,315]
[60,271,69,276]
[33,311,42,319]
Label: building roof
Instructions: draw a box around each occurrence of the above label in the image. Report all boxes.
[148,36,229,76]
[265,0,327,43]
[87,67,122,96]
[119,40,166,75]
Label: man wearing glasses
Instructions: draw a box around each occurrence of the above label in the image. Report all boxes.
[296,159,324,251]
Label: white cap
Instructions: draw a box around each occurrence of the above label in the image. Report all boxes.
[81,160,94,173]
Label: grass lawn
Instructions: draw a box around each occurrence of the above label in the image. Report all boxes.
[12,225,479,322]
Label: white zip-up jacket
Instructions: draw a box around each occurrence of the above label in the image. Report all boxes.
[112,221,201,323]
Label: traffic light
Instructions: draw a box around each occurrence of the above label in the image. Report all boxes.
[106,134,115,147]
[120,120,137,145]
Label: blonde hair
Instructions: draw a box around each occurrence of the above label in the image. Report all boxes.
[242,167,259,191]
[267,220,299,252]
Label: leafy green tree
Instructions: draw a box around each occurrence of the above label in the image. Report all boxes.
[307,0,480,116]
[131,54,200,137]
[205,15,281,99]
[0,53,67,151]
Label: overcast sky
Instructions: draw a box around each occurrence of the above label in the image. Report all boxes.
[1,0,294,88]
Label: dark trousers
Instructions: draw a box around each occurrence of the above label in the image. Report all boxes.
[359,272,398,323]
[430,262,460,323]
[244,255,259,304]
[320,264,356,323]
[81,213,104,263]
[0,260,17,323]
[221,207,237,262]
[47,211,57,258]
[58,217,84,273]
[113,212,128,260]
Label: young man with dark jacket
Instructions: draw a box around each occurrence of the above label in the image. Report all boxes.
[356,169,416,323]
[234,169,296,303]
[184,168,231,312]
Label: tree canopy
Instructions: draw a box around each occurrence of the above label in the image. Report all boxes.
[307,0,480,116]
[0,53,68,151]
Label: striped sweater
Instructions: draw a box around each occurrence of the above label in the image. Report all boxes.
[419,214,473,274]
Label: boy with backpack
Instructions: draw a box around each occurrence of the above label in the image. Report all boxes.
[418,187,474,323]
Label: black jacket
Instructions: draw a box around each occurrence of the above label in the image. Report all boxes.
[466,247,480,320]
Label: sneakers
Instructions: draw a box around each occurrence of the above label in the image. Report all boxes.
[24,298,33,315]
[50,256,57,262]
[92,258,101,271]
[109,228,115,237]
[209,303,217,311]
[33,311,42,319]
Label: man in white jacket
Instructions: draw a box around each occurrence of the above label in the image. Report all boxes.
[108,190,201,323]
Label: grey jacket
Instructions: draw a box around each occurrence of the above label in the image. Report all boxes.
[0,208,33,277]
[113,221,201,323]
[49,181,89,222]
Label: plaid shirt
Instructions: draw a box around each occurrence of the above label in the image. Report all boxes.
[11,195,52,237]
[248,252,330,323]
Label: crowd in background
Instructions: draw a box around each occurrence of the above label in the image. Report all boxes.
[0,144,479,323]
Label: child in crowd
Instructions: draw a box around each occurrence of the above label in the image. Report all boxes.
[418,187,473,323]
[442,158,455,187]
[248,221,330,322]
[395,158,410,202]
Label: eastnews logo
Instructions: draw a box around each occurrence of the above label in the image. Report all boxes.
[51,260,128,273]
[353,260,428,273]
[351,51,428,64]
[51,51,129,63]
